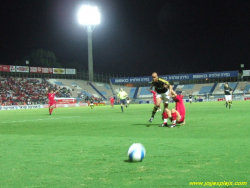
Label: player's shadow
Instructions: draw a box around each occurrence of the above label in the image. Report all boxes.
[133,124,159,127]
[133,124,182,128]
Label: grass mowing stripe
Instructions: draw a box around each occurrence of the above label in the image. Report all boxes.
[1,116,81,124]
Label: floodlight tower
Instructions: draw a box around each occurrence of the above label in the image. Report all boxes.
[78,5,100,82]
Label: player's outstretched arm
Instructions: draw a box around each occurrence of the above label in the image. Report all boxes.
[170,88,177,98]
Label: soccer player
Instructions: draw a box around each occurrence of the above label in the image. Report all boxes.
[160,90,186,128]
[110,95,115,108]
[224,83,233,109]
[46,87,59,115]
[126,96,130,107]
[147,88,161,112]
[148,72,172,124]
[194,95,197,102]
[117,88,128,113]
[89,97,94,109]
[188,93,193,104]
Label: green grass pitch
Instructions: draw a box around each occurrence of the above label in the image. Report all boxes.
[0,101,249,188]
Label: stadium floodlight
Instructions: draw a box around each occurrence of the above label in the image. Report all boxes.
[78,5,101,82]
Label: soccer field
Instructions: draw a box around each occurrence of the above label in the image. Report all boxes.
[1,101,249,188]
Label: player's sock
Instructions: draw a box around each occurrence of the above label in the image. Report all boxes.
[51,108,54,114]
[225,103,228,108]
[229,102,232,109]
[151,106,158,118]
[121,106,123,112]
[162,111,168,124]
[49,108,51,114]
[171,112,177,125]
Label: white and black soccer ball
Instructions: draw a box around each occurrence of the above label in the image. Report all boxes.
[127,143,146,162]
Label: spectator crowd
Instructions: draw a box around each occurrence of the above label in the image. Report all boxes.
[0,77,72,106]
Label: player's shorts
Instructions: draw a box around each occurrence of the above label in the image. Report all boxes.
[49,100,56,107]
[127,100,130,103]
[156,90,170,104]
[225,95,232,101]
[120,99,127,105]
[90,103,94,106]
[189,99,192,102]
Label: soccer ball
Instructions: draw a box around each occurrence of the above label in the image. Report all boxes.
[127,143,146,162]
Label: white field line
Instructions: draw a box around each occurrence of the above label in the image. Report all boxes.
[1,116,80,124]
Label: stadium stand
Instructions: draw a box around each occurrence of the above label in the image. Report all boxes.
[138,87,152,98]
[245,83,250,92]
[48,79,98,98]
[175,83,214,97]
[198,86,213,94]
[88,82,107,100]
[1,75,250,106]
[0,77,52,105]
[212,82,238,95]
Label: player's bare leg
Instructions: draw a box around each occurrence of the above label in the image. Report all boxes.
[160,108,171,127]
[169,109,181,127]
[121,104,123,112]
[120,101,124,113]
[49,106,52,115]
[229,100,232,109]
[49,104,55,115]
[149,97,161,123]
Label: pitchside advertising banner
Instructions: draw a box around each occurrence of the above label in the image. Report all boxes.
[243,70,250,76]
[53,68,65,74]
[66,69,76,74]
[0,65,15,72]
[0,65,75,74]
[110,71,239,84]
[16,66,29,73]
[0,103,89,110]
[30,67,53,74]
[55,98,76,104]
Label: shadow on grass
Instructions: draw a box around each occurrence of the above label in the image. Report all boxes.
[133,124,182,128]
[124,159,142,163]
[133,124,161,127]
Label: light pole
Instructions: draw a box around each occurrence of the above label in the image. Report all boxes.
[78,5,100,82]
[240,64,244,81]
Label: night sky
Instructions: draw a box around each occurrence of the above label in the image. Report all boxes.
[1,0,250,77]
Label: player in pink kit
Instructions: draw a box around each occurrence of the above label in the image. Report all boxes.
[159,90,186,128]
[110,95,115,108]
[169,91,186,128]
[147,88,161,112]
[46,87,59,115]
